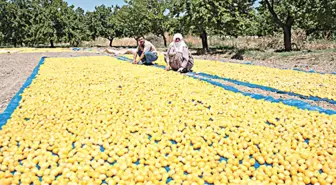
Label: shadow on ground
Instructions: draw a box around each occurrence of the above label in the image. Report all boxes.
[191,46,263,60]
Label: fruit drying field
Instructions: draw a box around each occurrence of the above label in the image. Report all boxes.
[0,56,335,185]
[0,48,100,54]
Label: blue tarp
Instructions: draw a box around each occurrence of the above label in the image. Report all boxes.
[119,55,336,105]
[116,56,336,115]
[195,72,336,105]
[0,55,326,185]
[186,74,336,115]
[220,59,336,75]
[0,57,46,129]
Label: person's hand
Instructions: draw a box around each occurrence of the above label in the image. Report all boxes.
[177,68,184,72]
[132,60,138,64]
[165,66,171,71]
[113,51,119,56]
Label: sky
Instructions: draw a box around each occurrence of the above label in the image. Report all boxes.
[65,0,125,11]
[254,0,261,8]
[65,0,260,12]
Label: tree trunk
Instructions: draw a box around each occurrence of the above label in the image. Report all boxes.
[264,0,294,51]
[109,38,114,47]
[283,26,292,51]
[325,30,331,40]
[162,33,167,47]
[200,30,209,54]
[50,40,54,48]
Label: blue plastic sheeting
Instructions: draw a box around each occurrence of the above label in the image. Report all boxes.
[115,56,336,115]
[219,156,228,163]
[119,55,336,105]
[305,139,310,144]
[186,74,336,115]
[72,48,81,51]
[3,54,327,184]
[293,68,336,75]
[0,57,46,129]
[165,166,171,172]
[117,56,166,69]
[166,177,173,184]
[117,56,133,62]
[196,72,336,105]
[170,140,178,144]
[100,145,105,152]
[220,59,336,75]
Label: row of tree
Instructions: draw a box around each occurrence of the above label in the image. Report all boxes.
[0,0,335,51]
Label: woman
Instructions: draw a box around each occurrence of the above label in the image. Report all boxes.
[165,33,194,73]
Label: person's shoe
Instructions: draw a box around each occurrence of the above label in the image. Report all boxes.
[144,62,154,66]
[180,68,190,73]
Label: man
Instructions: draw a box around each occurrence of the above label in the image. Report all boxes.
[133,37,158,65]
[104,37,158,65]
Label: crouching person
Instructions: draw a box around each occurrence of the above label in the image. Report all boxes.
[133,37,158,65]
[165,33,194,73]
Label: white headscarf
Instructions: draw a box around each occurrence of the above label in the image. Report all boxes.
[172,33,187,53]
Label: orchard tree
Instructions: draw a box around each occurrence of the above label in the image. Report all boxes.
[260,0,318,51]
[0,0,34,47]
[62,6,89,46]
[126,0,172,47]
[174,0,255,53]
[86,5,122,47]
[115,4,151,45]
[0,0,7,45]
[107,6,124,47]
[254,4,279,37]
[86,11,100,41]
[225,0,258,37]
[260,0,336,50]
[299,0,336,40]
[30,0,70,47]
[316,0,336,39]
[184,0,217,53]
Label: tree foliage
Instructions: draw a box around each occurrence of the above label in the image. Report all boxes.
[115,1,151,41]
[0,0,335,50]
[258,0,336,51]
[171,0,255,53]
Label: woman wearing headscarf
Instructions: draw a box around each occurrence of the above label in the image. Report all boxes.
[165,33,194,73]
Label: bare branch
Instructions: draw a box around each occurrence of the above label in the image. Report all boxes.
[264,0,285,27]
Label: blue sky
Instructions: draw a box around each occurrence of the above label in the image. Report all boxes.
[65,0,260,12]
[65,0,125,11]
[254,0,261,7]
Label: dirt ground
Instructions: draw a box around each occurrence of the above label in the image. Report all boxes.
[0,52,103,113]
[1,51,335,114]
[192,50,336,74]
